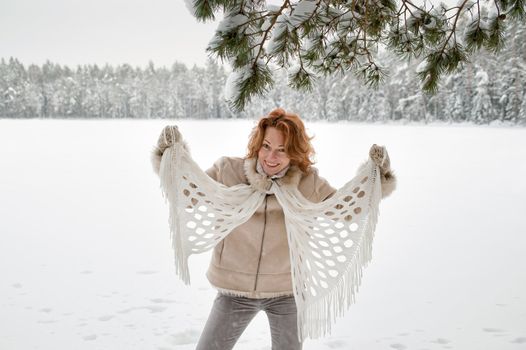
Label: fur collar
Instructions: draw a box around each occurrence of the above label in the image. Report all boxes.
[243,157,303,192]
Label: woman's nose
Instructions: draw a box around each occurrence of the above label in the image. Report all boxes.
[269,151,279,159]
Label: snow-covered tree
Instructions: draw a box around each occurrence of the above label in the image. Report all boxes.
[519,90,526,124]
[204,59,228,119]
[472,68,496,123]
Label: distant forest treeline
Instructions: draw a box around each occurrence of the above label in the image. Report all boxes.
[1,24,525,124]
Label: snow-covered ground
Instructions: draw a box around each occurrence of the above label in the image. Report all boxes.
[0,119,525,350]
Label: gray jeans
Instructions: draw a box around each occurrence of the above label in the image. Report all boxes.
[195,293,303,350]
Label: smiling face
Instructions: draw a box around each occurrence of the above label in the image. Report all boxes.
[257,127,291,176]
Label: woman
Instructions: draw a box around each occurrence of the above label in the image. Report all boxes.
[151,108,396,350]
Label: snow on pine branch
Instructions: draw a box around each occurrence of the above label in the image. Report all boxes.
[289,0,319,28]
[190,0,526,111]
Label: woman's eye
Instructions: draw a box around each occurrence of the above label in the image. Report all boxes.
[263,144,270,150]
[278,149,285,153]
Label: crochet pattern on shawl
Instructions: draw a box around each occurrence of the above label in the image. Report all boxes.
[158,139,382,342]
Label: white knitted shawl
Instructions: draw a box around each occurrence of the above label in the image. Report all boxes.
[158,139,382,342]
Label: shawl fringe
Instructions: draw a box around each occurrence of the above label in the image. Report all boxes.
[299,167,382,339]
[159,145,191,284]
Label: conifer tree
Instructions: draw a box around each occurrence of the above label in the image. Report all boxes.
[472,69,496,123]
[187,0,525,110]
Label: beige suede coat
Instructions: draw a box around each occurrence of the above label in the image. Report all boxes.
[152,151,396,299]
[204,157,336,298]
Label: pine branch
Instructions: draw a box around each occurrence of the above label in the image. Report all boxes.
[187,0,526,111]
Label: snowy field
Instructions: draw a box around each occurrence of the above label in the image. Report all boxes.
[0,119,525,350]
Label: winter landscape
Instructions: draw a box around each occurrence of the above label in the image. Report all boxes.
[1,119,525,350]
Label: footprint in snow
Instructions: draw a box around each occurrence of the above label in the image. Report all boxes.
[390,343,407,350]
[12,283,23,288]
[430,338,451,344]
[511,337,526,344]
[117,306,167,314]
[169,329,200,345]
[483,328,505,333]
[149,306,168,313]
[150,298,177,304]
[324,339,347,348]
[83,334,97,341]
[98,315,114,321]
[483,328,506,336]
[37,319,57,324]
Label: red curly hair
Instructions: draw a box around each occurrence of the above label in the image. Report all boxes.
[246,108,315,172]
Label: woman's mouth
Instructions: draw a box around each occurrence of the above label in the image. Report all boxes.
[264,161,279,168]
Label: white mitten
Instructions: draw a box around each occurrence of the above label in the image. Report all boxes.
[369,144,391,174]
[156,125,181,154]
[151,125,181,175]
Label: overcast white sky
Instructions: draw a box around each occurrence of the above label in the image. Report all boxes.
[0,0,219,68]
